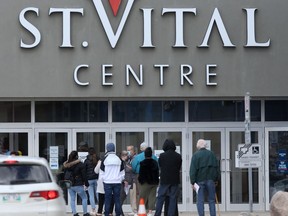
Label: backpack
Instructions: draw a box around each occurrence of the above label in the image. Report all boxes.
[64,169,75,184]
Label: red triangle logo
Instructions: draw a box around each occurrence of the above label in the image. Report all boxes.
[109,0,121,16]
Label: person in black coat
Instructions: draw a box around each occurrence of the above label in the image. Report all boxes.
[154,139,182,216]
[138,147,159,216]
[84,147,99,215]
[63,150,90,216]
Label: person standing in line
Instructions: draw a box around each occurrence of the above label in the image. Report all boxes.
[154,139,182,216]
[100,143,125,216]
[94,154,115,216]
[189,139,220,216]
[126,145,138,216]
[131,142,158,175]
[119,150,134,216]
[84,147,100,216]
[138,147,159,216]
[131,142,158,213]
[63,150,90,216]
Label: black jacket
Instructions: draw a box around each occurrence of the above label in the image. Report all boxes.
[138,158,159,185]
[63,159,89,187]
[159,140,182,185]
[84,155,98,180]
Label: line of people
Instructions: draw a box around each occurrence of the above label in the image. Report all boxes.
[61,138,220,216]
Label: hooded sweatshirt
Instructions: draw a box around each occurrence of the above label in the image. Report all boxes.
[158,139,182,185]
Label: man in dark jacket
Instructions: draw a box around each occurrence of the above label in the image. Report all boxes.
[155,139,182,216]
[190,139,220,216]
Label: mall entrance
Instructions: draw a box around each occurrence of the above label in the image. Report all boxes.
[0,126,268,212]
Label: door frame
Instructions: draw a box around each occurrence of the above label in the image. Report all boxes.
[148,127,187,211]
[188,127,225,212]
[0,128,33,156]
[225,127,264,211]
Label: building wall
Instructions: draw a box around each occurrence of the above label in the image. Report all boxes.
[0,0,286,98]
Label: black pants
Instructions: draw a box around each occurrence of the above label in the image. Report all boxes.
[98,193,114,214]
[164,196,178,216]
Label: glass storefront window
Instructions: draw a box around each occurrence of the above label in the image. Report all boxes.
[0,132,28,155]
[0,101,30,122]
[189,100,261,122]
[112,101,184,122]
[268,131,288,200]
[265,100,288,121]
[35,101,108,122]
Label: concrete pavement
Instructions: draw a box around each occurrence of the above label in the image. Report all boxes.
[67,211,270,216]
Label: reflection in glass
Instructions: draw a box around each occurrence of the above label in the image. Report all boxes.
[0,101,31,122]
[35,101,108,122]
[268,131,288,200]
[0,133,28,156]
[112,101,184,122]
[189,100,261,122]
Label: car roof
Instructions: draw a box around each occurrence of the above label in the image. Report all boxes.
[0,155,49,166]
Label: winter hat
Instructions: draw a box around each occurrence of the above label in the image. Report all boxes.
[106,143,115,152]
[270,191,288,216]
[144,147,152,158]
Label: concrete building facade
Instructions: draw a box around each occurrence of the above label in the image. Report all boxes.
[0,0,287,213]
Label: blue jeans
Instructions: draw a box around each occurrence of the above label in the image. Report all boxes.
[88,179,98,209]
[68,185,88,214]
[104,183,122,216]
[155,184,179,216]
[197,180,216,216]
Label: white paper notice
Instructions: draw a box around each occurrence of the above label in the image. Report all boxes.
[193,183,200,194]
[124,185,131,195]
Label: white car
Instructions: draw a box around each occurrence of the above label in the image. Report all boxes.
[0,155,66,216]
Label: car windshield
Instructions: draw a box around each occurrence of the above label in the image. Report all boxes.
[0,164,52,185]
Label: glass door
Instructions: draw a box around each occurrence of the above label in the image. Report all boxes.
[149,128,186,211]
[189,129,224,212]
[35,128,71,210]
[265,128,288,210]
[0,129,32,156]
[226,128,264,211]
[111,127,147,212]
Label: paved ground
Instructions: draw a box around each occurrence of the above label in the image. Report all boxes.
[67,211,270,216]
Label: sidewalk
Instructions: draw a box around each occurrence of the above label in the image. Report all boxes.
[67,212,270,216]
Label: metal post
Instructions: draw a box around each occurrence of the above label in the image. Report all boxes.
[245,92,253,212]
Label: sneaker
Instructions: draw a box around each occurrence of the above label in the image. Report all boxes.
[83,213,91,216]
[73,214,80,216]
[147,214,153,216]
[90,211,96,216]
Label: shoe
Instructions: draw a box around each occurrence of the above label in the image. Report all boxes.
[128,212,135,216]
[90,211,96,216]
[96,214,102,216]
[83,213,91,216]
[73,214,80,216]
[147,214,153,216]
